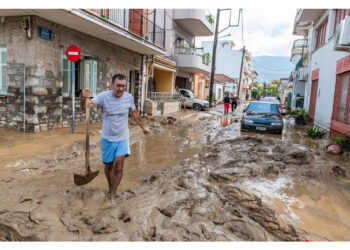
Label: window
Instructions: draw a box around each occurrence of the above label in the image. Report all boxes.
[334,72,350,125]
[62,55,98,98]
[315,19,328,50]
[0,46,7,95]
[333,9,350,34]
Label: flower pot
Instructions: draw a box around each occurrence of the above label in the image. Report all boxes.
[295,117,306,125]
[325,144,342,154]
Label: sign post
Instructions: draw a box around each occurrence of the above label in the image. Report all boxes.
[65,45,81,133]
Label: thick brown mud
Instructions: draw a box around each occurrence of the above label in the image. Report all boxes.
[0,107,349,241]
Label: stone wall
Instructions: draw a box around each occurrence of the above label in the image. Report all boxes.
[0,15,142,132]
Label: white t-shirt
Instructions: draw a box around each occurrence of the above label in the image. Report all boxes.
[91,90,136,142]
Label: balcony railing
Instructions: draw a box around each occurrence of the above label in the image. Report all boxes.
[129,9,165,48]
[174,48,211,66]
[147,92,181,101]
[84,9,165,49]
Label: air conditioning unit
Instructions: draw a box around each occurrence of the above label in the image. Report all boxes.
[334,16,350,51]
[298,67,308,81]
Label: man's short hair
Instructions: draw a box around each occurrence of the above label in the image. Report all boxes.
[112,74,126,83]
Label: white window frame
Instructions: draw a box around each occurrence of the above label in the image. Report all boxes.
[0,46,7,95]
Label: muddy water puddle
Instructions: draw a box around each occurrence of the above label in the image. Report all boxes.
[0,124,204,210]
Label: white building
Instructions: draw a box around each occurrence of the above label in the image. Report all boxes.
[202,41,254,101]
[292,9,350,136]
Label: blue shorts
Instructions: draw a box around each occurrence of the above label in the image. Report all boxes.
[101,138,130,164]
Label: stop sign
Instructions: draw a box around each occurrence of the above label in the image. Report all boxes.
[66,45,81,62]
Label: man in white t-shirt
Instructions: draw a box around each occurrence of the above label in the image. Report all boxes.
[81,74,150,200]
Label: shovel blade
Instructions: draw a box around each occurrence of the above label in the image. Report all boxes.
[74,170,99,186]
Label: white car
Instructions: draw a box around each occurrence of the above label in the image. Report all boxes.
[178,89,209,111]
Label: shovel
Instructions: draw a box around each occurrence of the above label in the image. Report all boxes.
[74,80,99,185]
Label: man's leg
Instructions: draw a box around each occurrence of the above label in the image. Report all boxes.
[108,155,125,199]
[104,162,113,193]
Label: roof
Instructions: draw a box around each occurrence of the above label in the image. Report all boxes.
[214,74,238,83]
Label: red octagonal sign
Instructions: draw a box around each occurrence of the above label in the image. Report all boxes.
[66,45,81,62]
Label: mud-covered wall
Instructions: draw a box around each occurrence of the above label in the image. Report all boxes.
[0,16,142,132]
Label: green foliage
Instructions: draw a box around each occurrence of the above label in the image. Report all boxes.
[330,135,350,152]
[304,126,327,139]
[252,88,260,99]
[252,83,279,97]
[206,14,215,24]
[289,109,309,120]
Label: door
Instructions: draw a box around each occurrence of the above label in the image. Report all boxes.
[308,79,318,125]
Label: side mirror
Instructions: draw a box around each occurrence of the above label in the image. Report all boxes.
[243,109,246,112]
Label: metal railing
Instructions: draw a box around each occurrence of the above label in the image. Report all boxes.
[147,92,181,101]
[109,9,129,29]
[129,9,165,48]
[174,48,211,66]
[84,9,165,49]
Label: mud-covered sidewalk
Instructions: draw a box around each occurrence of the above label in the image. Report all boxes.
[0,106,350,241]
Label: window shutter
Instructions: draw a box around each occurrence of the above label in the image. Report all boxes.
[0,47,7,95]
[82,60,97,96]
[62,56,71,97]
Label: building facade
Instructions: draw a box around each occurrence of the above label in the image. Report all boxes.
[292,9,350,136]
[143,9,214,114]
[0,9,166,132]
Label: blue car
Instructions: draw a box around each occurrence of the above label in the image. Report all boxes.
[241,101,283,134]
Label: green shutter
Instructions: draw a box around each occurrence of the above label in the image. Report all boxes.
[62,56,71,97]
[92,61,97,96]
[0,47,7,95]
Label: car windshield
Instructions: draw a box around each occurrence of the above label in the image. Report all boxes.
[246,102,279,114]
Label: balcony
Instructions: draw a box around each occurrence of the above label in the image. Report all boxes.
[172,48,212,74]
[0,9,166,55]
[290,39,308,61]
[173,9,214,36]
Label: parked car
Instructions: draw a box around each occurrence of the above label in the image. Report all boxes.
[178,89,209,111]
[241,101,283,134]
[260,98,286,115]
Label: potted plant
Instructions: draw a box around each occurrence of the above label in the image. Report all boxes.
[290,109,309,125]
[206,14,215,24]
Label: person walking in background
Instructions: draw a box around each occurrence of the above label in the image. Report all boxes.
[231,96,238,112]
[223,93,231,115]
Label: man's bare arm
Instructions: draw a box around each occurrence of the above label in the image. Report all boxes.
[81,89,94,111]
[131,110,150,135]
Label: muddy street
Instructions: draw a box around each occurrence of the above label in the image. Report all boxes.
[0,105,350,241]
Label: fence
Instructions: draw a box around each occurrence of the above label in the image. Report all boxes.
[147,92,181,101]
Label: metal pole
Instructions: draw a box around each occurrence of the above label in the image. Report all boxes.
[72,61,75,133]
[163,9,166,48]
[237,45,245,100]
[153,9,156,43]
[209,9,221,108]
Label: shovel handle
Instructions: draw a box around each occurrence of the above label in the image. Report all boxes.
[85,67,90,173]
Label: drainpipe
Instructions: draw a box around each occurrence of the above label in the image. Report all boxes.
[140,54,146,114]
[23,66,26,133]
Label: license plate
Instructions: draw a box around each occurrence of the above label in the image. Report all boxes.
[256,127,266,131]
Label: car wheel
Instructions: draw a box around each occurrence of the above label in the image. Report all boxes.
[193,103,202,111]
